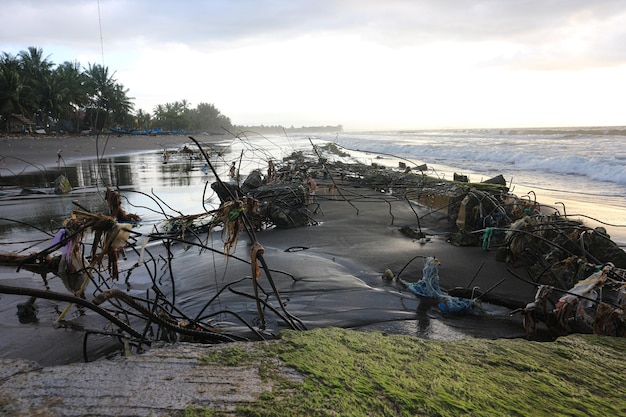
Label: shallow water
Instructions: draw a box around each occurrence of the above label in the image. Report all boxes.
[1,151,216,233]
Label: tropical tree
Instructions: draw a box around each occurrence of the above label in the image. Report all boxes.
[54,61,88,132]
[2,46,238,134]
[135,108,151,130]
[83,63,133,131]
[108,83,134,126]
[0,53,24,131]
[192,102,232,132]
[152,101,190,131]
[38,71,66,128]
[18,46,54,125]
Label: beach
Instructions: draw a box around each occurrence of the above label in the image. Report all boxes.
[0,133,206,175]
[0,132,547,364]
[2,130,626,359]
[2,133,626,415]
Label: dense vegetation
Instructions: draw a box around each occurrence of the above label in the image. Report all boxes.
[0,46,233,134]
[240,124,343,134]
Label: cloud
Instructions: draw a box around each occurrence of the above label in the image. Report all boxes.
[2,0,626,128]
[4,1,626,63]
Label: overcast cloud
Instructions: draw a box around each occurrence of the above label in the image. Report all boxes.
[2,0,625,129]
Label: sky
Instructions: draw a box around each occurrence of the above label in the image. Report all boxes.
[2,0,626,131]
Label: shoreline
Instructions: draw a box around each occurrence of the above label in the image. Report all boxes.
[1,132,625,366]
[0,133,226,176]
[0,133,545,367]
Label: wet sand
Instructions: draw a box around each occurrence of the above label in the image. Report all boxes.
[0,133,218,176]
[0,133,541,366]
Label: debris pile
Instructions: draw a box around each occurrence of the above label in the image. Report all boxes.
[521,264,626,337]
[332,148,626,338]
[203,140,626,339]
[1,142,313,360]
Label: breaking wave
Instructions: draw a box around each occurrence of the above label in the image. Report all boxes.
[327,129,626,192]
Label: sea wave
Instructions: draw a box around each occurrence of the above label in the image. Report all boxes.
[332,131,626,189]
[360,126,626,139]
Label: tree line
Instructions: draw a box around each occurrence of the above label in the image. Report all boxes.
[0,46,233,134]
[241,125,343,134]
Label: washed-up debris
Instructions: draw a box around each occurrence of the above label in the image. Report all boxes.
[211,159,317,229]
[0,139,312,360]
[3,133,626,367]
[211,177,312,229]
[398,257,483,315]
[239,142,626,338]
[53,174,72,194]
[329,144,626,337]
[105,187,141,222]
[502,217,626,287]
[518,263,626,337]
[1,174,73,196]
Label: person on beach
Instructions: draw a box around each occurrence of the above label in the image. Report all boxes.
[56,149,62,171]
[306,174,318,204]
[229,161,237,180]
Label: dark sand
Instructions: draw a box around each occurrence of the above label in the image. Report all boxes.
[0,133,206,176]
[0,133,540,365]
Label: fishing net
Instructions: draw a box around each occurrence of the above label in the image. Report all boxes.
[402,257,480,314]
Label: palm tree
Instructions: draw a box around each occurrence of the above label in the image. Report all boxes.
[18,46,53,125]
[164,102,178,130]
[84,63,115,107]
[0,52,20,71]
[152,104,165,118]
[2,47,144,132]
[18,46,53,75]
[0,53,24,132]
[39,73,67,129]
[54,61,88,132]
[108,83,134,126]
[83,63,132,131]
[135,109,151,130]
[151,102,188,131]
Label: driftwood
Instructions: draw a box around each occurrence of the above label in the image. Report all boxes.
[0,140,316,360]
[0,253,59,279]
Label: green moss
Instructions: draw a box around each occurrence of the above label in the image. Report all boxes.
[198,346,256,366]
[233,327,626,417]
